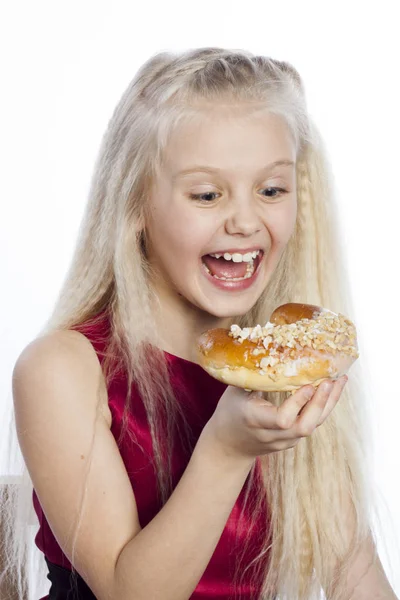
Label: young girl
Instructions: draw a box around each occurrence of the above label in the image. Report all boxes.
[1,47,398,600]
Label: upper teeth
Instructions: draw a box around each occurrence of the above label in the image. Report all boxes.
[209,249,261,263]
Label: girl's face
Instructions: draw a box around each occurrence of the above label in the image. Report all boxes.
[145,106,297,322]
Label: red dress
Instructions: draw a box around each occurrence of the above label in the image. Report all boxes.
[32,310,271,599]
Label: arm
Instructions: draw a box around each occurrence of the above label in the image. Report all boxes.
[328,497,398,600]
[13,331,254,600]
[113,430,254,599]
[333,534,398,600]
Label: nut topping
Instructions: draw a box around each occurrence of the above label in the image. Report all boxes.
[229,310,358,376]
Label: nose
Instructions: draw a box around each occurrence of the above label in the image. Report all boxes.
[224,195,263,236]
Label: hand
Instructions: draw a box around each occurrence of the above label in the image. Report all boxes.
[202,376,348,461]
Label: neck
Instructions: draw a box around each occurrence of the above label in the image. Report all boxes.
[152,290,235,364]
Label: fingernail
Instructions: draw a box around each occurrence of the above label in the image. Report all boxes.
[305,387,314,399]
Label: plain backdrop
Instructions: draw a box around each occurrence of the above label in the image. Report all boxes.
[1,0,399,597]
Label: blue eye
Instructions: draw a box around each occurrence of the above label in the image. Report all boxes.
[262,187,288,198]
[189,187,288,203]
[189,191,219,202]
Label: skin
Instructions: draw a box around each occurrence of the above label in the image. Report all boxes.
[141,103,398,597]
[145,103,297,363]
[144,99,348,486]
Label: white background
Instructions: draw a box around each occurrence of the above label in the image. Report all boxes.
[1,0,399,596]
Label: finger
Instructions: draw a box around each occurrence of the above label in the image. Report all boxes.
[293,380,334,437]
[267,437,302,452]
[274,385,316,429]
[251,385,316,430]
[316,375,348,426]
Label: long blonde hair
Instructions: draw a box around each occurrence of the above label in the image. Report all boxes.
[1,47,395,600]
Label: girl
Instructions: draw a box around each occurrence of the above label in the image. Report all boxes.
[1,47,398,600]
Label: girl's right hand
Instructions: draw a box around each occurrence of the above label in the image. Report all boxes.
[201,376,348,461]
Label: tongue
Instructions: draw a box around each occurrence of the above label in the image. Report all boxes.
[202,255,248,279]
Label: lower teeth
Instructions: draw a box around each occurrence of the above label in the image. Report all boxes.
[203,259,256,281]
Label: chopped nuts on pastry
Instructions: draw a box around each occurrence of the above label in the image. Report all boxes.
[196,303,359,392]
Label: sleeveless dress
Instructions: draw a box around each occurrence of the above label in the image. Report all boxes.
[32,310,272,599]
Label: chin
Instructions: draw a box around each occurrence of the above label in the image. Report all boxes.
[203,294,263,319]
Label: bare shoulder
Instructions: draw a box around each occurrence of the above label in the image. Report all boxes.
[14,328,112,427]
[12,328,141,599]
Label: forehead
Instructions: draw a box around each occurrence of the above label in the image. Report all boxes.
[162,108,297,179]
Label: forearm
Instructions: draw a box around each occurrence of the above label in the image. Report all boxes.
[113,430,255,600]
[347,557,398,600]
[330,534,398,600]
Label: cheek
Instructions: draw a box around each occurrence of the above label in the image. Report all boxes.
[148,212,205,262]
[167,220,204,253]
[165,210,211,255]
[271,202,297,246]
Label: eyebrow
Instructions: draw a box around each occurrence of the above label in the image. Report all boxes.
[173,159,295,180]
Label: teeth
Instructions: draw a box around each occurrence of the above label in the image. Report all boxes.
[202,256,257,280]
[209,249,260,262]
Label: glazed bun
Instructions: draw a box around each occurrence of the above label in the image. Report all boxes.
[196,303,359,392]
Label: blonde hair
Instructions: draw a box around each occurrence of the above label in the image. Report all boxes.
[0,47,395,600]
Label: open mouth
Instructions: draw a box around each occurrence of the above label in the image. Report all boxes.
[201,250,264,282]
